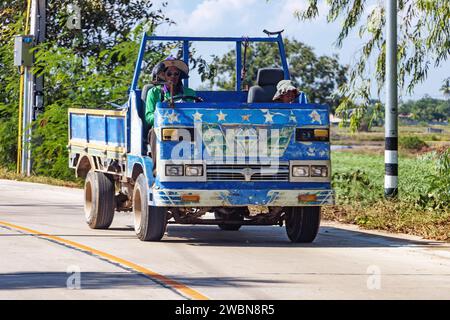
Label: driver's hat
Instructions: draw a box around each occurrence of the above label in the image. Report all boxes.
[157,56,189,80]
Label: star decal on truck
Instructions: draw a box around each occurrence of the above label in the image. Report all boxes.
[192,111,203,122]
[309,110,322,124]
[216,111,227,122]
[167,110,180,124]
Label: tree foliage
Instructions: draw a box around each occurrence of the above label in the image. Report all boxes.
[441,77,450,99]
[0,14,23,171]
[205,38,348,111]
[399,96,450,122]
[0,1,172,178]
[295,0,450,125]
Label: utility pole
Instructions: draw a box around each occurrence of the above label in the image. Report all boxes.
[384,0,398,198]
[20,0,46,176]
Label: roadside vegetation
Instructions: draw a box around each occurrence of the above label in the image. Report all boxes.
[325,145,450,241]
[0,167,82,188]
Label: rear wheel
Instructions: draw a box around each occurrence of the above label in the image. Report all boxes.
[133,174,167,241]
[284,206,321,243]
[214,208,245,231]
[84,171,115,229]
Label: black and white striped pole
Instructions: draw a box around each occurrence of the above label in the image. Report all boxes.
[385,0,398,198]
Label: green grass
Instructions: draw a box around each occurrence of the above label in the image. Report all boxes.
[332,151,436,201]
[0,167,83,188]
[327,150,450,241]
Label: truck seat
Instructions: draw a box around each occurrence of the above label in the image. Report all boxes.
[141,84,154,118]
[247,68,284,103]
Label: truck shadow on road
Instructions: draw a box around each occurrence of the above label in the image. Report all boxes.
[163,225,444,248]
[0,271,288,291]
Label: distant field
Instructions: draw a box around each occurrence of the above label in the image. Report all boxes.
[331,124,450,146]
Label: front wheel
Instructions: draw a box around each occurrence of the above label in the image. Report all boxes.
[133,174,167,241]
[84,171,115,229]
[284,206,321,243]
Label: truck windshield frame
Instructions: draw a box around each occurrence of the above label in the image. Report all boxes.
[130,33,291,92]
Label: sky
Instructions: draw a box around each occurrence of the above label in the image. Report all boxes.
[152,0,449,101]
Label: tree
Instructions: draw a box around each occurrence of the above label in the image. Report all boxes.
[399,96,450,122]
[441,78,450,100]
[1,0,172,58]
[0,1,173,177]
[205,38,348,112]
[295,0,450,127]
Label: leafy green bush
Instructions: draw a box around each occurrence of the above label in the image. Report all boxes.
[416,149,450,209]
[332,169,382,205]
[29,23,167,180]
[399,136,428,150]
[332,151,439,206]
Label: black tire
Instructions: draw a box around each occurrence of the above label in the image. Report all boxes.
[285,206,321,243]
[214,208,245,231]
[84,171,115,229]
[133,174,167,241]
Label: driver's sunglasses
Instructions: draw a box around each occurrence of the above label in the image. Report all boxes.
[166,71,180,77]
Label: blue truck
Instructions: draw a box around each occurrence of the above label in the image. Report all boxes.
[68,32,333,242]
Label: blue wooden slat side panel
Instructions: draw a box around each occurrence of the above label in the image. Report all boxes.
[69,112,126,147]
[106,117,126,147]
[87,115,106,144]
[69,114,87,142]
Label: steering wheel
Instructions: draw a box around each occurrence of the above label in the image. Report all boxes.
[173,95,204,103]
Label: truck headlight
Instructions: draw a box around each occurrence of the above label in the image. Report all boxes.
[162,128,194,141]
[165,165,184,176]
[185,165,203,176]
[292,165,310,177]
[296,128,329,142]
[311,165,328,177]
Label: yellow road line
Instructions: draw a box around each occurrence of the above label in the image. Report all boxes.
[0,220,208,300]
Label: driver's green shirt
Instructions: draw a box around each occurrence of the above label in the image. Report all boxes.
[145,85,196,130]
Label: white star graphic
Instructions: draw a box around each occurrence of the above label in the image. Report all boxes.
[167,111,180,124]
[217,111,227,121]
[289,111,297,123]
[309,110,322,124]
[263,111,274,123]
[156,110,166,126]
[307,147,316,156]
[193,110,203,121]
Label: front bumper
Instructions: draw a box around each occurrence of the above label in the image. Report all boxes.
[151,189,334,207]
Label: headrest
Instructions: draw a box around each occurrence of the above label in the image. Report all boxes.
[256,68,284,86]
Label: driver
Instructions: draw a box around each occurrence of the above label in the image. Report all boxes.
[145,56,196,130]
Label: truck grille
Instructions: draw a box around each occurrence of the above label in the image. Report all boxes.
[206,164,289,181]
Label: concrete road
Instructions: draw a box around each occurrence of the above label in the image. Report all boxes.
[0,179,449,300]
